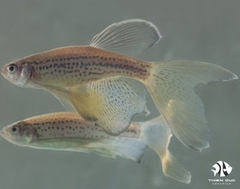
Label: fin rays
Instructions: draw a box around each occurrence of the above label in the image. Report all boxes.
[144,61,237,151]
[140,116,191,184]
[44,77,147,135]
[90,19,162,57]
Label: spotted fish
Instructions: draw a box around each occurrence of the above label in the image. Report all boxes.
[0,112,191,184]
[0,19,237,151]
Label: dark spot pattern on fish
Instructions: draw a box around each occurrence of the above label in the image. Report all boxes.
[29,47,151,86]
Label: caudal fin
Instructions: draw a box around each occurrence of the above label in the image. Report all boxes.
[143,61,237,151]
[140,116,191,184]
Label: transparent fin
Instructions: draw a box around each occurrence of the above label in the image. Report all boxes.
[144,61,238,151]
[15,136,146,163]
[70,77,147,135]
[90,19,162,57]
[40,84,97,120]
[87,138,147,163]
[139,116,191,184]
[49,89,77,112]
[36,78,147,135]
[162,151,191,184]
[36,83,78,113]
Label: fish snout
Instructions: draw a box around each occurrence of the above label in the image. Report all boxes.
[0,127,10,139]
[0,129,6,137]
[0,67,4,75]
[0,66,8,80]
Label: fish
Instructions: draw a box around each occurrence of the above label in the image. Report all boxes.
[1,19,238,151]
[211,161,233,177]
[0,112,191,184]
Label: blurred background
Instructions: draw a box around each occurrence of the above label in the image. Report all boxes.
[0,0,239,188]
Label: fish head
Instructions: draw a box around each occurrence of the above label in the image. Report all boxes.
[0,121,36,145]
[1,58,33,87]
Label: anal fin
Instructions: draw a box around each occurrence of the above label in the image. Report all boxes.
[38,78,147,135]
[70,77,147,135]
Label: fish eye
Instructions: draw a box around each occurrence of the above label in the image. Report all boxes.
[7,64,18,74]
[11,126,19,134]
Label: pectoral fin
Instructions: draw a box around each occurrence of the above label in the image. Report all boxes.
[44,84,95,121]
[36,83,77,112]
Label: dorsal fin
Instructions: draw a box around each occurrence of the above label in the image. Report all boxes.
[90,19,162,57]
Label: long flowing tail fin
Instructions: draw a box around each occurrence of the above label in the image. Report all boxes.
[140,116,191,184]
[143,61,237,151]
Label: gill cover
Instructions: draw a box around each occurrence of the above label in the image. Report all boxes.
[17,63,32,86]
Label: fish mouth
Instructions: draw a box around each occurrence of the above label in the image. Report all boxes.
[0,128,12,142]
[0,128,9,139]
[0,66,8,81]
[0,130,6,138]
[0,129,5,137]
[0,67,4,76]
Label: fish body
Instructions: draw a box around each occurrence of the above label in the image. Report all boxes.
[19,112,141,140]
[1,19,238,151]
[0,112,191,184]
[0,112,141,156]
[15,46,151,87]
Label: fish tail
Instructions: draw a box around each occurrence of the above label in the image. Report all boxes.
[139,116,191,184]
[142,61,237,151]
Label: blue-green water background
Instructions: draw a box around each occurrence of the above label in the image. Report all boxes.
[0,0,239,189]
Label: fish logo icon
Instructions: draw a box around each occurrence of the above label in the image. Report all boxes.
[211,161,233,177]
